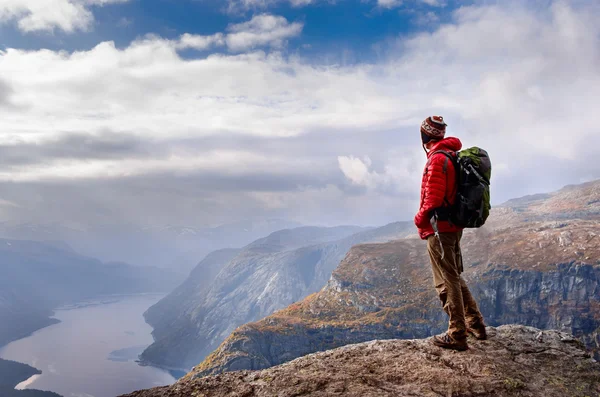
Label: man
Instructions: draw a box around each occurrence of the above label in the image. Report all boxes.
[414,115,487,351]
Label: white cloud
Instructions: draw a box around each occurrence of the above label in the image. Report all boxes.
[177,33,226,51]
[414,11,440,25]
[0,1,599,225]
[420,0,445,6]
[0,0,129,33]
[338,154,420,194]
[226,0,444,11]
[226,0,315,13]
[117,16,133,28]
[377,0,402,8]
[0,150,279,181]
[377,0,446,9]
[177,14,303,52]
[226,14,304,51]
[338,156,376,187]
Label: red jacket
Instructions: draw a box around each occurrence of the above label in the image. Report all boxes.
[414,137,463,240]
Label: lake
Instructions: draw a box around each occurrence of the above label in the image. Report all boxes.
[0,294,176,397]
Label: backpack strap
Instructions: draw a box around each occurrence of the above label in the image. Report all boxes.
[430,150,457,209]
[430,150,455,173]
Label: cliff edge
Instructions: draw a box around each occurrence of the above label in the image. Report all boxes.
[121,325,599,397]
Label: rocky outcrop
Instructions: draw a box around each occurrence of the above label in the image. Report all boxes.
[193,218,600,377]
[121,325,600,397]
[140,224,415,370]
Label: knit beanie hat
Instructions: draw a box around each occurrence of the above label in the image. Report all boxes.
[421,116,447,144]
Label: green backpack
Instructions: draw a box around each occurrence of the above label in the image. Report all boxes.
[432,147,492,228]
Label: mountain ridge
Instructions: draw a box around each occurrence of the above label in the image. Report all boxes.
[140,223,414,370]
[0,219,302,272]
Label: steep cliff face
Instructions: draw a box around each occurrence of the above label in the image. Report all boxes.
[194,217,600,376]
[140,224,415,370]
[121,325,600,397]
[143,248,242,342]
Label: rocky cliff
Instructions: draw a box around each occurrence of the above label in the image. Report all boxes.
[121,325,600,397]
[192,180,600,376]
[140,224,415,370]
[143,248,242,343]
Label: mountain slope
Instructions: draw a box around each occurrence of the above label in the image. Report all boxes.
[144,248,243,342]
[193,180,600,376]
[121,325,600,397]
[140,224,414,370]
[0,239,180,347]
[487,179,600,228]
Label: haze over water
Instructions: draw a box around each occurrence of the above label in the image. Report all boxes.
[0,294,175,397]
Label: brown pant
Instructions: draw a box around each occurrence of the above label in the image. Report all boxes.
[427,231,484,341]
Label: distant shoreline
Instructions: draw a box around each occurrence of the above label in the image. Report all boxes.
[15,374,42,390]
[1,293,167,352]
[136,359,189,380]
[0,317,61,351]
[1,293,168,396]
[0,317,64,396]
[56,293,167,311]
[0,358,61,396]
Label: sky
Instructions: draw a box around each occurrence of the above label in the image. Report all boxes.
[0,0,599,229]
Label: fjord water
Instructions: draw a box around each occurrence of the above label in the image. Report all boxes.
[0,294,175,397]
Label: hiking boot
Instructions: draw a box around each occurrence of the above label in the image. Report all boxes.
[432,333,468,351]
[467,325,487,340]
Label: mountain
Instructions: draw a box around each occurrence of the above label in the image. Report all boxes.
[0,239,180,347]
[497,180,600,221]
[143,248,243,344]
[485,179,600,229]
[0,219,302,272]
[192,180,600,376]
[139,224,416,370]
[120,325,600,397]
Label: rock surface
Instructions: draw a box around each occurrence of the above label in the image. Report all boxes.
[121,325,600,397]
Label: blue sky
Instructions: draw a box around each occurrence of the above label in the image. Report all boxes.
[1,0,462,62]
[0,0,598,229]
